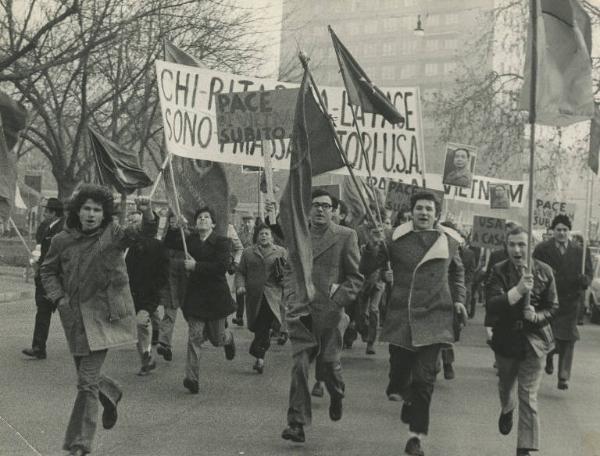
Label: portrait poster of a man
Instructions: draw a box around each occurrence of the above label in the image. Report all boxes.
[442,143,476,189]
[490,183,511,209]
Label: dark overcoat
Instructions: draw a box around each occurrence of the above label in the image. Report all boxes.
[486,259,558,358]
[533,239,592,341]
[182,231,236,321]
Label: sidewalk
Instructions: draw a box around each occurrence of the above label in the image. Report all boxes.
[0,265,34,303]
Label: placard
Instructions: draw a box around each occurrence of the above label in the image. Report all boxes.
[471,216,506,249]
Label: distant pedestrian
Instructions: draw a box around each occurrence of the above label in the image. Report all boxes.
[40,185,156,456]
[235,223,287,373]
[533,215,592,390]
[22,197,64,360]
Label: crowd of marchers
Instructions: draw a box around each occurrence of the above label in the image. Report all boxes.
[22,183,591,456]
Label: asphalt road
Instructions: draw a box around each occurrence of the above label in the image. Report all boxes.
[2,295,600,456]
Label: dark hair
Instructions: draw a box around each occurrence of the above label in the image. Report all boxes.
[410,191,441,216]
[66,184,114,229]
[454,148,470,159]
[550,214,572,230]
[194,206,216,224]
[311,188,333,204]
[252,223,274,244]
[331,196,339,211]
[506,225,528,241]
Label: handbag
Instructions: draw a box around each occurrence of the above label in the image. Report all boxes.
[273,256,287,282]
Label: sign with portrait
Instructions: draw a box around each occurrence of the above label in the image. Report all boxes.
[489,183,511,209]
[442,143,477,189]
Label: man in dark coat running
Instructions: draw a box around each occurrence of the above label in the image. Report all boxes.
[533,214,592,390]
[361,191,466,456]
[486,226,559,456]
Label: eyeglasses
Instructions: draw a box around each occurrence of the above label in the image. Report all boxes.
[311,202,332,210]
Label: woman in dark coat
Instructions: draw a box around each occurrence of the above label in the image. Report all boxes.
[235,224,287,373]
[41,185,156,456]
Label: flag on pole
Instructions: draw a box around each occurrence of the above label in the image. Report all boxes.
[88,128,153,195]
[0,91,27,151]
[329,26,404,125]
[519,0,594,126]
[589,103,600,174]
[0,116,17,222]
[162,40,231,236]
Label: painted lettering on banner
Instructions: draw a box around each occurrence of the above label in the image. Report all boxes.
[471,216,506,249]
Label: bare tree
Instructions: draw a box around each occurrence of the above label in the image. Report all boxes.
[3,0,267,198]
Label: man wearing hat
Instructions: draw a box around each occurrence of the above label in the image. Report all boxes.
[533,214,593,390]
[23,197,64,359]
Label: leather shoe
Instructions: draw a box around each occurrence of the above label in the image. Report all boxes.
[232,317,244,326]
[311,382,324,398]
[443,363,455,380]
[558,379,569,390]
[545,356,554,375]
[224,335,236,360]
[516,449,531,456]
[404,436,424,456]
[401,402,412,424]
[252,359,264,374]
[156,344,172,361]
[99,391,121,430]
[498,409,513,435]
[281,424,305,443]
[68,447,88,456]
[22,347,46,359]
[183,378,199,394]
[366,343,376,355]
[329,395,343,421]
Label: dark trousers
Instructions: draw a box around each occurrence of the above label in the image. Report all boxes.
[32,283,54,351]
[235,293,245,320]
[249,301,276,360]
[287,332,345,426]
[387,344,442,434]
[547,339,575,382]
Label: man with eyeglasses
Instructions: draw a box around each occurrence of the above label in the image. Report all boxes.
[282,189,363,443]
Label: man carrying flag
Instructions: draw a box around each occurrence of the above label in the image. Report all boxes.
[280,70,362,443]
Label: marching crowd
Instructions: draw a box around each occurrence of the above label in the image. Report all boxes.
[21,183,592,456]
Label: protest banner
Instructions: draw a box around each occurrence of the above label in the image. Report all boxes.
[216,88,298,143]
[471,216,506,250]
[385,181,445,213]
[155,60,425,181]
[533,195,576,229]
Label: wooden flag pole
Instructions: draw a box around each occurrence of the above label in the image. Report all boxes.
[8,217,32,256]
[349,104,386,225]
[298,52,378,228]
[526,0,539,272]
[166,154,189,258]
[148,152,171,200]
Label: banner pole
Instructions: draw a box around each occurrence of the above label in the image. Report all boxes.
[526,0,538,272]
[166,154,189,258]
[148,152,171,200]
[8,217,32,256]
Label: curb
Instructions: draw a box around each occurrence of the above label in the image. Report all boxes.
[0,290,34,303]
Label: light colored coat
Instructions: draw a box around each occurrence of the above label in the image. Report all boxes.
[235,244,287,332]
[41,221,155,355]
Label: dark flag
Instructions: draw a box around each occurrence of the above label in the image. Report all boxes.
[162,40,230,236]
[329,26,404,125]
[280,69,345,307]
[0,91,27,151]
[88,128,153,195]
[0,116,17,222]
[589,103,600,174]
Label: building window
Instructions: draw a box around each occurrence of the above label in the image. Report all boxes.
[443,39,458,50]
[445,13,459,24]
[399,40,417,54]
[425,63,438,76]
[425,40,439,51]
[399,64,417,79]
[427,14,440,26]
[404,0,417,6]
[382,42,394,56]
[382,65,395,80]
[383,17,396,32]
[443,62,457,74]
[364,42,378,56]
